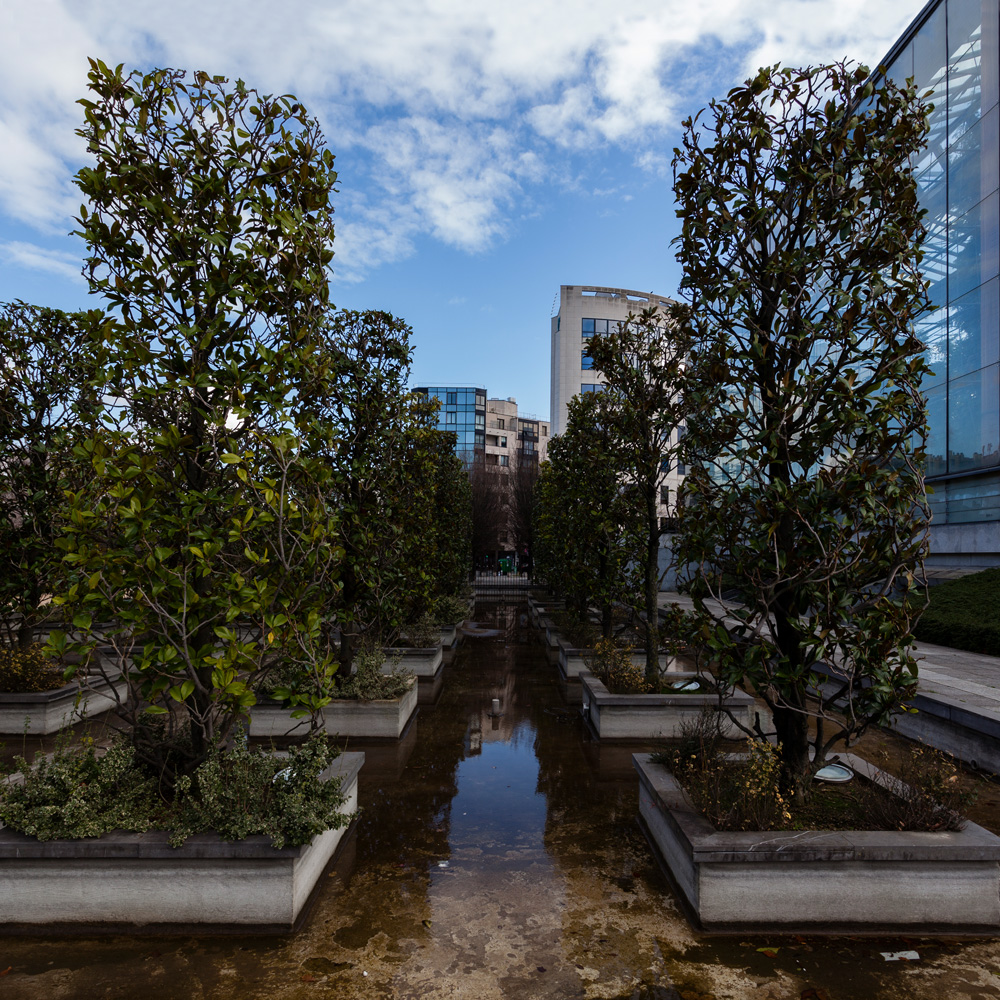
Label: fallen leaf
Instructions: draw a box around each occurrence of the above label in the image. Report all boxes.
[300,973,318,982]
[0,968,11,977]
[756,947,780,958]
[881,951,920,962]
[801,989,831,1000]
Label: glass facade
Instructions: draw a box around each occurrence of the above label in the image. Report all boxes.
[413,386,487,462]
[885,0,1000,524]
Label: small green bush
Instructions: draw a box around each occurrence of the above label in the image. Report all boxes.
[399,611,439,648]
[0,645,67,693]
[0,738,157,840]
[913,568,1000,655]
[170,732,349,848]
[586,638,650,694]
[336,646,412,701]
[434,594,469,627]
[0,733,351,848]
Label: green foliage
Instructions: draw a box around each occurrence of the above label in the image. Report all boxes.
[0,303,105,649]
[586,638,650,694]
[0,733,349,848]
[672,61,932,792]
[912,569,1000,655]
[534,394,638,636]
[434,594,470,627]
[170,732,349,848]
[0,738,158,840]
[399,611,440,649]
[658,738,792,832]
[0,644,67,693]
[52,62,343,781]
[334,646,412,701]
[585,305,699,678]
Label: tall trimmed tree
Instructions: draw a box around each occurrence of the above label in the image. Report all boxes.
[673,61,932,795]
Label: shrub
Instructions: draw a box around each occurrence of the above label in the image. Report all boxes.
[856,745,978,832]
[656,734,792,831]
[586,638,650,694]
[0,733,351,848]
[399,611,439,648]
[434,594,469,627]
[912,569,1000,656]
[336,646,412,701]
[0,644,68,693]
[0,737,157,840]
[171,732,349,848]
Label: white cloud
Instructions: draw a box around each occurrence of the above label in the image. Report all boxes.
[0,0,923,281]
[0,241,85,283]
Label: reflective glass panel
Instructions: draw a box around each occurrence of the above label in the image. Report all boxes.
[948,362,1000,471]
[925,382,948,476]
[949,276,1000,378]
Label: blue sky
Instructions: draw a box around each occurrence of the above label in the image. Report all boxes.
[1,0,923,418]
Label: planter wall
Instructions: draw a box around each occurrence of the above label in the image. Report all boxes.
[582,672,754,740]
[249,679,417,740]
[634,752,1000,934]
[0,752,364,932]
[0,674,127,736]
[557,640,683,681]
[382,645,443,679]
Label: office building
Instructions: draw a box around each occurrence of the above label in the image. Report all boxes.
[884,0,1000,565]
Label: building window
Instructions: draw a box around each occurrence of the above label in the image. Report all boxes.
[582,350,594,370]
[445,411,456,424]
[660,486,670,506]
[660,456,671,474]
[446,392,457,405]
[500,436,507,448]
[499,454,509,467]
[582,318,595,335]
[581,383,604,393]
[497,418,504,429]
[542,425,547,436]
[475,412,485,428]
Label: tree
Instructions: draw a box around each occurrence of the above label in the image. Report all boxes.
[469,456,509,569]
[508,449,540,575]
[587,304,697,678]
[0,303,104,649]
[672,62,932,795]
[533,393,636,637]
[55,62,340,779]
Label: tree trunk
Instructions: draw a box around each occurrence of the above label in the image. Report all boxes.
[644,495,660,681]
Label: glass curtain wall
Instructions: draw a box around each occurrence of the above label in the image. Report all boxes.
[413,386,487,464]
[887,0,1000,523]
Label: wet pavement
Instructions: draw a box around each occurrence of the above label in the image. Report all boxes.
[3,601,1000,999]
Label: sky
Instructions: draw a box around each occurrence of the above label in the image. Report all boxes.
[1,0,925,419]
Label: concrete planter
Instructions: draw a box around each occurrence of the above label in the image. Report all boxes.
[541,621,561,664]
[0,673,127,736]
[382,644,443,680]
[634,752,1000,934]
[582,672,754,740]
[0,752,363,932]
[249,679,417,740]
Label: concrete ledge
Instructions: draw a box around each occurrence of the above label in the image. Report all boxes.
[0,752,363,931]
[0,674,127,735]
[582,672,754,740]
[634,752,1000,934]
[557,643,681,682]
[249,679,417,739]
[382,645,443,679]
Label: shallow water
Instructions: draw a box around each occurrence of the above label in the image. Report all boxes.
[4,601,1000,999]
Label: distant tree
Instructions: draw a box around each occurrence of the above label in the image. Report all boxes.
[672,61,932,796]
[469,456,509,568]
[587,304,699,678]
[534,393,636,638]
[0,303,104,649]
[508,450,540,574]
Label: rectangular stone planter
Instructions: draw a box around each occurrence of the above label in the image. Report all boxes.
[634,752,1000,934]
[0,674,127,736]
[249,679,417,740]
[0,752,363,932]
[382,644,443,679]
[582,672,754,740]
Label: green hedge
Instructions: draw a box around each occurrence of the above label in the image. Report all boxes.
[913,568,1000,656]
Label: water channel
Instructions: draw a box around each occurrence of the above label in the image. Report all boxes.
[4,600,1000,999]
